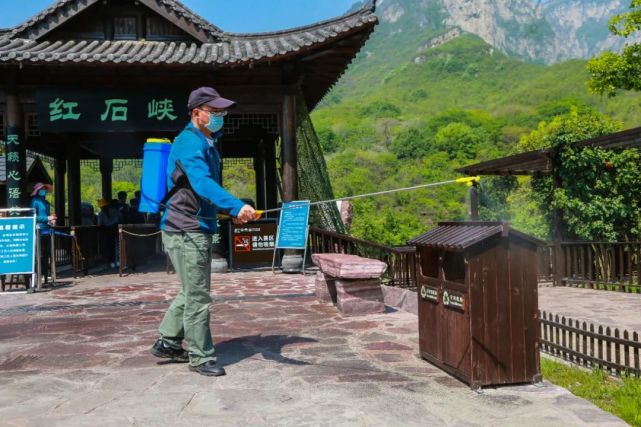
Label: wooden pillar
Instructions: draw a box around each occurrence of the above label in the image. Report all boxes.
[551,150,564,287]
[100,158,113,201]
[5,92,27,209]
[255,139,266,211]
[469,183,479,220]
[281,93,298,202]
[67,156,81,226]
[54,157,66,226]
[265,136,279,212]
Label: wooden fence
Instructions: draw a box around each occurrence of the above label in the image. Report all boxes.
[308,226,417,289]
[540,311,640,377]
[559,242,641,293]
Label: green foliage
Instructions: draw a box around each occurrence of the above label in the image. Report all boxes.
[391,125,431,159]
[517,109,641,241]
[317,127,339,153]
[587,1,641,96]
[554,146,641,241]
[359,101,402,119]
[542,358,641,427]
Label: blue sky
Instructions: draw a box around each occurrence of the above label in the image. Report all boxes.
[0,0,362,32]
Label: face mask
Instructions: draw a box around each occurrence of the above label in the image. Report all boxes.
[38,189,47,197]
[206,114,224,133]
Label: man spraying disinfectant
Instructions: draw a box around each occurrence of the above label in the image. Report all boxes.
[147,87,257,377]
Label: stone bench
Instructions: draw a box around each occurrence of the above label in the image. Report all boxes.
[311,253,387,316]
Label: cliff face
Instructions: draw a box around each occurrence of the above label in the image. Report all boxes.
[371,0,637,64]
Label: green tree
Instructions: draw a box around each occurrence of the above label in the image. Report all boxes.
[587,0,641,96]
[520,110,641,241]
[434,122,482,160]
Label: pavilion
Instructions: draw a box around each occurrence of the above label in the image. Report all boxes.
[0,0,378,225]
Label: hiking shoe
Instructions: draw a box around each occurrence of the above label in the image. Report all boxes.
[150,339,189,362]
[189,360,226,377]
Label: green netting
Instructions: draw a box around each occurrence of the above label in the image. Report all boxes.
[295,94,346,233]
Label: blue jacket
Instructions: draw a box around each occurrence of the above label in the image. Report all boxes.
[30,195,50,232]
[160,122,245,233]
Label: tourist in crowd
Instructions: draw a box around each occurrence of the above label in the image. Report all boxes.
[116,191,130,224]
[30,182,56,283]
[129,198,145,224]
[97,198,120,268]
[80,202,96,225]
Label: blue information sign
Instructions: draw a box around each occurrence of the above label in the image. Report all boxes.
[275,201,311,249]
[0,216,36,275]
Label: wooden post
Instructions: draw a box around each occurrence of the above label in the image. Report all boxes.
[281,93,298,202]
[254,140,266,211]
[100,158,113,201]
[67,156,81,226]
[469,182,479,220]
[551,149,564,287]
[54,156,66,226]
[5,91,27,209]
[265,136,279,212]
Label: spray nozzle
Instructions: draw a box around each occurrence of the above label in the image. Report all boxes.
[455,176,481,187]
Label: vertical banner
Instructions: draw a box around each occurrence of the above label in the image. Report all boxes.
[5,127,27,210]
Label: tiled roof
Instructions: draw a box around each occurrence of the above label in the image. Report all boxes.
[0,5,377,66]
[5,0,224,41]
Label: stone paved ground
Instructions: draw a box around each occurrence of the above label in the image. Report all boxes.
[539,286,641,332]
[0,266,626,426]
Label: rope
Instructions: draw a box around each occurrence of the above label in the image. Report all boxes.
[120,229,163,238]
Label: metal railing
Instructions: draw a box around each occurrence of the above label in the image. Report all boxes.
[51,226,73,267]
[540,311,640,377]
[559,242,641,293]
[308,226,417,289]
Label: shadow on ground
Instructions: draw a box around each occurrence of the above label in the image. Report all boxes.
[215,334,317,367]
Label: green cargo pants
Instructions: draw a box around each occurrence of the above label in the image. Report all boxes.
[159,231,215,366]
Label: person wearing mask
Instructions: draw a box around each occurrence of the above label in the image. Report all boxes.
[30,182,55,283]
[150,87,256,377]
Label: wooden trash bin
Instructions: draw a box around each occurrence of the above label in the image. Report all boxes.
[408,221,543,389]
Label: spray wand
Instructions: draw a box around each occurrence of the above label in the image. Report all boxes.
[219,176,481,220]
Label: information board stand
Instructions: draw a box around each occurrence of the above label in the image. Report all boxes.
[0,208,37,293]
[272,201,311,275]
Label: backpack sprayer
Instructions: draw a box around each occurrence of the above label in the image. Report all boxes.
[138,138,481,221]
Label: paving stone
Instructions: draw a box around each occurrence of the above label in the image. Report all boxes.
[0,267,628,426]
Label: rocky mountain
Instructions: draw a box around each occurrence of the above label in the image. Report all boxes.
[366,0,637,64]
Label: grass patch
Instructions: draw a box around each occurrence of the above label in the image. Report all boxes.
[542,358,641,426]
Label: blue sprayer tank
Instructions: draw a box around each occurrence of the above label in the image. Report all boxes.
[139,138,172,213]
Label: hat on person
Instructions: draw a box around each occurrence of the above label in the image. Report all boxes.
[31,182,53,196]
[97,198,109,208]
[187,87,235,111]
